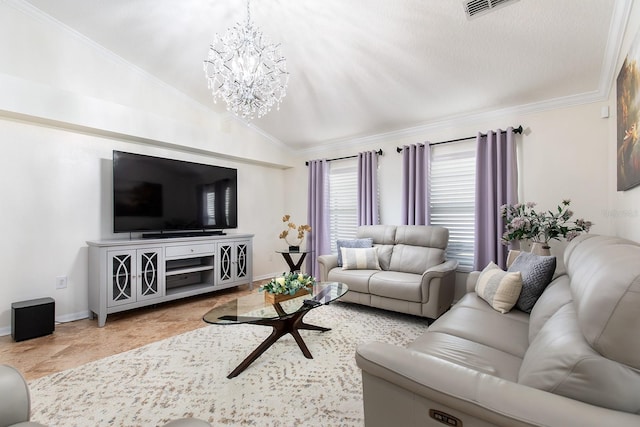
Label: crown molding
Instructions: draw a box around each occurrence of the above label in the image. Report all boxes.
[299,88,607,156]
[599,0,633,98]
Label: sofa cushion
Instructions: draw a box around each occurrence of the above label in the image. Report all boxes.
[527,275,572,343]
[519,303,640,413]
[475,262,523,314]
[386,225,448,274]
[326,268,377,294]
[389,245,445,275]
[369,271,422,302]
[341,247,381,270]
[429,293,530,358]
[356,225,397,244]
[394,225,448,250]
[336,238,373,267]
[507,251,556,313]
[564,235,640,370]
[372,244,394,270]
[357,225,397,270]
[409,331,523,381]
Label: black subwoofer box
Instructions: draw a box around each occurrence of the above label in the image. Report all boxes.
[11,297,55,342]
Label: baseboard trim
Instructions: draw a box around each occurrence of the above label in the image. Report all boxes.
[55,311,91,325]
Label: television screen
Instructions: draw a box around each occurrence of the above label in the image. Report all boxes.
[113,151,237,233]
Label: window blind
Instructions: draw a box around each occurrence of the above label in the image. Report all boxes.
[329,159,358,254]
[429,141,476,272]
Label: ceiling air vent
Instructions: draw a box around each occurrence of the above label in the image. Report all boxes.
[463,0,519,19]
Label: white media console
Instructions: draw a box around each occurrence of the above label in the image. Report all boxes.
[87,234,253,327]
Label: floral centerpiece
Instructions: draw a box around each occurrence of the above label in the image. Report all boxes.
[501,199,592,250]
[259,271,316,303]
[279,214,311,251]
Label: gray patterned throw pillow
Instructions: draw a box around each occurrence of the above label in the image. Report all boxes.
[507,251,556,313]
[336,238,373,267]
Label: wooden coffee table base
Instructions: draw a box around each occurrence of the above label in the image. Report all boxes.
[227,306,330,379]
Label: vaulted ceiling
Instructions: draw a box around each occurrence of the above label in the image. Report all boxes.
[23,0,628,150]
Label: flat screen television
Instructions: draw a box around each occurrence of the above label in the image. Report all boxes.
[113,151,237,236]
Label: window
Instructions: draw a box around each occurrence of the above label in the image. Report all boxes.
[328,159,358,254]
[429,140,476,272]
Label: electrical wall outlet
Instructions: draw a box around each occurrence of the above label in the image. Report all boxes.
[56,276,68,289]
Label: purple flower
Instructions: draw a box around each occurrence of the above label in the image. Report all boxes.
[565,231,579,241]
[511,217,526,229]
[501,199,592,244]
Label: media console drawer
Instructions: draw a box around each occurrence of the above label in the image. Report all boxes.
[165,243,216,258]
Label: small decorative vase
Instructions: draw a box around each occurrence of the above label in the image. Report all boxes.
[285,235,303,252]
[530,242,551,256]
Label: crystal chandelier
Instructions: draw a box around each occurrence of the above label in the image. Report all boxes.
[203,0,289,120]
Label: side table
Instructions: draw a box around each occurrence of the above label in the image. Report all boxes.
[276,250,313,273]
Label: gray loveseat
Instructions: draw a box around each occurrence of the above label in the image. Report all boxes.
[355,234,640,426]
[317,225,458,320]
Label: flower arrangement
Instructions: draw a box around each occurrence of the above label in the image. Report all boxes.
[501,199,593,245]
[279,214,311,247]
[259,271,316,295]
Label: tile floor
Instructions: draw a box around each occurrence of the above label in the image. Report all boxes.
[0,284,256,380]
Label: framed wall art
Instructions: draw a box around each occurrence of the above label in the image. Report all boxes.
[617,28,640,191]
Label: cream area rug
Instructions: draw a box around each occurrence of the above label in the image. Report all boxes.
[28,303,428,426]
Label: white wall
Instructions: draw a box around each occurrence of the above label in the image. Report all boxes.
[0,1,295,333]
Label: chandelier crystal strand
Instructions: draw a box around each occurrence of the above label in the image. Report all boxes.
[203,0,289,120]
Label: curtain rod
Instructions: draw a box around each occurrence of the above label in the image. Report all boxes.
[305,149,383,166]
[395,125,523,153]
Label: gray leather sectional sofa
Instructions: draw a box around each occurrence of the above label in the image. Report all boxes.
[355,234,640,426]
[318,225,458,320]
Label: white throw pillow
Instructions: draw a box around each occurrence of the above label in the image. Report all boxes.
[341,247,381,270]
[336,238,373,267]
[475,262,523,313]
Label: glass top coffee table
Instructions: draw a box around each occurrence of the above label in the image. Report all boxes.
[203,282,348,378]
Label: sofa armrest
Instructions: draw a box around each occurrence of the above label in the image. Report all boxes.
[420,259,457,294]
[317,254,338,281]
[466,271,481,293]
[0,364,32,426]
[355,342,640,427]
[422,259,458,277]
